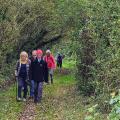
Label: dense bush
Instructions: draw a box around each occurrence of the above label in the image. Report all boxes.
[53,0,120,114]
[0,0,63,79]
[75,0,120,98]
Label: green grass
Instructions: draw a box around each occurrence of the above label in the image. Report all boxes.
[0,59,107,120]
[0,85,25,120]
[0,72,105,120]
[0,58,110,120]
[62,59,76,69]
[55,74,76,85]
[35,59,108,120]
[0,59,77,120]
[35,73,86,120]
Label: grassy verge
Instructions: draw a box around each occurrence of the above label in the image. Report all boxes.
[0,85,25,120]
[0,59,108,120]
[35,74,107,120]
[35,59,108,120]
[35,73,86,120]
[0,58,76,120]
[35,59,87,120]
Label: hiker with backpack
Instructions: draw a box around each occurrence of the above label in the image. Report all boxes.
[56,52,63,69]
[44,50,56,84]
[15,51,30,102]
[29,49,48,103]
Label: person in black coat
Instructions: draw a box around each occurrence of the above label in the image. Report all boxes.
[30,49,48,103]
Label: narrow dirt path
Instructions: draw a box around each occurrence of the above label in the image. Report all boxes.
[19,99,36,120]
[18,68,74,120]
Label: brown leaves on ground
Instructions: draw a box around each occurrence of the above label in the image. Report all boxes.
[19,99,36,120]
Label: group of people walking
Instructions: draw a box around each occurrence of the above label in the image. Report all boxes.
[15,49,57,103]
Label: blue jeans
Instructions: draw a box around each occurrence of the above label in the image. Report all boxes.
[18,77,28,99]
[30,80,34,97]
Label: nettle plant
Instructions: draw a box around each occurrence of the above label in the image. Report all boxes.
[108,90,120,120]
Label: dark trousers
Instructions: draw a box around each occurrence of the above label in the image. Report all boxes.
[18,77,28,99]
[34,81,43,102]
[57,61,62,68]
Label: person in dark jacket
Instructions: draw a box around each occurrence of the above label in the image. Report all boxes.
[30,49,48,103]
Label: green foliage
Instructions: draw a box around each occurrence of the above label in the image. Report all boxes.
[0,0,120,118]
[84,104,99,120]
[73,0,120,98]
[108,91,120,120]
[0,0,62,80]
[84,103,108,120]
[52,0,120,115]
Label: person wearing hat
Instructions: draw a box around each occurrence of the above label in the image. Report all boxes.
[44,50,56,84]
[15,51,30,102]
[29,49,48,103]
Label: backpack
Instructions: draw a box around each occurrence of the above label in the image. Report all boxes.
[57,54,62,62]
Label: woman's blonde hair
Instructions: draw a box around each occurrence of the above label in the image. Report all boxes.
[20,51,28,64]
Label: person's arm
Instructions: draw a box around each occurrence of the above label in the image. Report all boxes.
[29,61,33,81]
[51,55,56,69]
[15,61,19,77]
